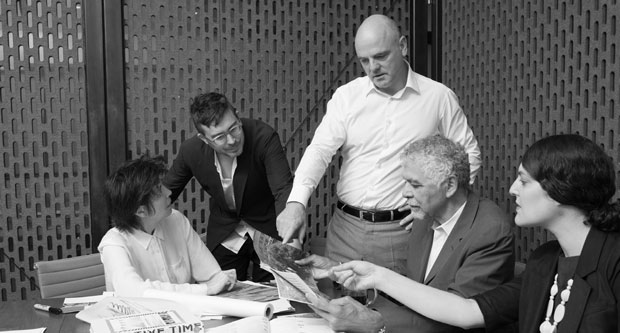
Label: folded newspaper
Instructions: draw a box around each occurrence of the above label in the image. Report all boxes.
[253,231,330,304]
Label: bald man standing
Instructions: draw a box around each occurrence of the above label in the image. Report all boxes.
[277,14,481,275]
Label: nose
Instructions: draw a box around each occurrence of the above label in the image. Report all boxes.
[225,133,236,144]
[402,183,413,198]
[508,179,518,196]
[369,59,380,72]
[162,186,171,196]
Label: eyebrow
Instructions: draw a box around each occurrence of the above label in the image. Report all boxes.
[211,122,239,137]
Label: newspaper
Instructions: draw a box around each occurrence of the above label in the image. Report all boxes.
[253,231,330,304]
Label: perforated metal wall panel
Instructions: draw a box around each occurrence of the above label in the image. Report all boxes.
[122,0,411,244]
[442,1,620,262]
[0,0,89,300]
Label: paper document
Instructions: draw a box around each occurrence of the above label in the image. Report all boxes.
[253,231,330,304]
[204,313,335,333]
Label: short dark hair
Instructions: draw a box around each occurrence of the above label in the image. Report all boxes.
[190,92,236,134]
[522,134,620,232]
[104,155,168,232]
[401,135,470,190]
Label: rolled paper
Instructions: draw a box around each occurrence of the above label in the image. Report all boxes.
[143,289,274,319]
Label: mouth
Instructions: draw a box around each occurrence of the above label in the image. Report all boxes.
[373,73,386,80]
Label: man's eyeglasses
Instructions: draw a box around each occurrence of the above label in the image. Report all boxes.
[201,122,243,145]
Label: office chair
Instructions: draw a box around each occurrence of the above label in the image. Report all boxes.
[34,253,106,299]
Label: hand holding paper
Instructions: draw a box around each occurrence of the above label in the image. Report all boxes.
[295,254,339,279]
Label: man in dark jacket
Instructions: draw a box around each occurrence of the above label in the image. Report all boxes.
[164,92,293,282]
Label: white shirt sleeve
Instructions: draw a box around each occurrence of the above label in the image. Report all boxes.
[287,91,348,206]
[438,89,481,184]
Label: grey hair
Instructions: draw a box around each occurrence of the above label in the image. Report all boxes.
[401,135,470,189]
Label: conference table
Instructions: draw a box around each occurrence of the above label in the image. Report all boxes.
[0,298,88,332]
[0,297,286,332]
[0,297,288,332]
[0,281,408,333]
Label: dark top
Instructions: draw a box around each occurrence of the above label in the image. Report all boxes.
[163,118,293,250]
[474,228,620,333]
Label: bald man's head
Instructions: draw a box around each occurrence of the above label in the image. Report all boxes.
[354,15,408,95]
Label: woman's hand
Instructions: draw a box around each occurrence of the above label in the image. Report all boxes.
[329,260,383,291]
[205,269,236,295]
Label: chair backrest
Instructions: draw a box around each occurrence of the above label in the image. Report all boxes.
[34,253,106,299]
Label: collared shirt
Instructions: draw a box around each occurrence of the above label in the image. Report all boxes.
[425,202,466,280]
[98,209,224,297]
[215,152,257,254]
[288,67,481,210]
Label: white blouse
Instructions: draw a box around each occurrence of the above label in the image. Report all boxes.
[98,209,225,297]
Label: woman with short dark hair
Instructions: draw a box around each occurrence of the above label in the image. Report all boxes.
[98,155,235,297]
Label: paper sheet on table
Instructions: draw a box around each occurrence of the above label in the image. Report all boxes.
[0,329,46,333]
[143,289,274,319]
[204,316,270,333]
[203,313,335,333]
[75,296,189,324]
[269,298,295,314]
[271,313,336,333]
[64,292,114,306]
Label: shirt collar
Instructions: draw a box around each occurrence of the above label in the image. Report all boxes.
[130,225,165,249]
[431,201,467,236]
[213,150,238,178]
[364,62,419,97]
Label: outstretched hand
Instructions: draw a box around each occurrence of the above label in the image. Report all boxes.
[329,261,382,291]
[276,202,307,244]
[295,254,339,279]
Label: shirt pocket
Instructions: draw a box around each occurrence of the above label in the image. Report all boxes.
[167,256,190,284]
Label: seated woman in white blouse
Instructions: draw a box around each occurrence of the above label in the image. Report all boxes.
[98,155,236,297]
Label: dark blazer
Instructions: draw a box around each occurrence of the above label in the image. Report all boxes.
[382,191,515,333]
[163,118,293,250]
[475,228,620,333]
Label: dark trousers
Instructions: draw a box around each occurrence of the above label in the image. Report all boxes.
[212,237,272,282]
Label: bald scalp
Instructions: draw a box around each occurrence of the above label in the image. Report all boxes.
[355,14,401,45]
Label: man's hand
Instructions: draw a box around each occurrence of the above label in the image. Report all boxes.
[306,293,385,333]
[276,202,307,244]
[329,261,383,291]
[205,269,237,295]
[295,254,339,279]
[398,204,415,230]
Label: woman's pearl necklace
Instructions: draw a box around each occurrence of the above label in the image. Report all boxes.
[539,274,573,333]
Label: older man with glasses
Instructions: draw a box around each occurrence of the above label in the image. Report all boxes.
[164,92,294,282]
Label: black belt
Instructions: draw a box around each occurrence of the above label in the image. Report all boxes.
[337,200,409,223]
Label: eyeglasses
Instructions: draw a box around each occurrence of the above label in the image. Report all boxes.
[201,122,243,146]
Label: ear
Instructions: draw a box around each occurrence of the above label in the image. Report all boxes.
[444,176,458,198]
[197,133,210,145]
[399,36,408,57]
[135,205,149,218]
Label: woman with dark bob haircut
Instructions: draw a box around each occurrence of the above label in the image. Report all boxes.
[98,155,236,297]
[316,134,620,332]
